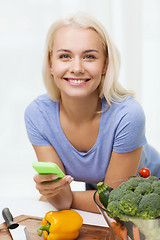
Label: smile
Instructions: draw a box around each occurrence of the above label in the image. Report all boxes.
[69,79,86,83]
[64,78,90,85]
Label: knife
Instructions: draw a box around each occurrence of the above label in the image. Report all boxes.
[2,207,30,240]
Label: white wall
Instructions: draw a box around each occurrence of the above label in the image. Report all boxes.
[0,0,160,199]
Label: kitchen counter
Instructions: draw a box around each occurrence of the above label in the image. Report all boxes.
[0,196,108,227]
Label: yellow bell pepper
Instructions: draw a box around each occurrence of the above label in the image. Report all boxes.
[37,210,83,240]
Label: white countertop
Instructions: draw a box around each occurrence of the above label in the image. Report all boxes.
[0,196,108,227]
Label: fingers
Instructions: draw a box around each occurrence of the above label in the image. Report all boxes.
[38,181,68,197]
[33,173,58,183]
[33,174,74,184]
[33,174,74,198]
[64,175,74,184]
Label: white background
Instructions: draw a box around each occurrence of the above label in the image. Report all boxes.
[0,0,160,199]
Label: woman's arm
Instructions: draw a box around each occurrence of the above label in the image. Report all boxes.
[32,144,142,212]
[104,146,143,187]
[32,144,73,210]
[71,146,143,212]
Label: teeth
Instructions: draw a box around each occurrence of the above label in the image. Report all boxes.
[68,79,86,83]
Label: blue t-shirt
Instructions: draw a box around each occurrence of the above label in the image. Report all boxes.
[24,94,160,181]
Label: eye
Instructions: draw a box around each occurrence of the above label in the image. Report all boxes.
[84,55,96,60]
[59,54,71,59]
[59,53,71,61]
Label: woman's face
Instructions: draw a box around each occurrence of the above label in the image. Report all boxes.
[50,26,107,99]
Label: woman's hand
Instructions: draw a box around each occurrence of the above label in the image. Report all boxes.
[33,174,74,198]
[32,145,74,209]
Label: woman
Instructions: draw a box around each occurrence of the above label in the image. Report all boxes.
[25,12,160,213]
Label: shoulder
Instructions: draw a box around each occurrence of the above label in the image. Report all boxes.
[24,94,58,122]
[102,96,145,123]
[25,94,57,115]
[111,97,147,152]
[114,97,145,122]
[113,97,146,137]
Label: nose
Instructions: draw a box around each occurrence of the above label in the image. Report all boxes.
[70,57,84,74]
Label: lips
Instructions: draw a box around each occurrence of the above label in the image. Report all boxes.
[64,78,90,84]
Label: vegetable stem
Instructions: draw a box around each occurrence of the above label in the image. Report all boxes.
[37,222,51,236]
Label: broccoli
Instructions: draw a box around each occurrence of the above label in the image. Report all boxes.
[118,177,144,191]
[137,193,160,219]
[119,192,142,216]
[97,175,160,240]
[145,175,159,183]
[99,176,160,219]
[108,187,132,203]
[134,182,154,195]
[152,181,160,195]
[107,201,122,217]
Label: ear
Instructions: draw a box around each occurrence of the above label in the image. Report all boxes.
[50,66,54,75]
[49,51,54,75]
[102,58,108,75]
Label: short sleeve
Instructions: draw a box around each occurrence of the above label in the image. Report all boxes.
[113,100,147,153]
[24,102,50,146]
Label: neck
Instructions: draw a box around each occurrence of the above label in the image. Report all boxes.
[59,93,102,124]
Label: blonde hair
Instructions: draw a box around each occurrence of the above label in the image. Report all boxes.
[42,12,134,106]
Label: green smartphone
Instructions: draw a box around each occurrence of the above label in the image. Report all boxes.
[32,162,65,180]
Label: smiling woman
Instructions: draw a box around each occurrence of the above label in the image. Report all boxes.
[42,13,131,105]
[49,26,106,99]
[24,12,160,213]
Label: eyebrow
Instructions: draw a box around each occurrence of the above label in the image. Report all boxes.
[56,49,99,53]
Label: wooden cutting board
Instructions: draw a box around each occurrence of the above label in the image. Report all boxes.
[0,215,115,240]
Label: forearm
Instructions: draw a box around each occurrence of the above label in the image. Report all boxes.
[44,189,99,213]
[71,190,99,213]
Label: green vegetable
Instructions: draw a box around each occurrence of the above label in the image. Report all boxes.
[152,180,160,195]
[37,221,51,236]
[134,182,154,195]
[145,175,159,183]
[107,201,123,217]
[97,182,113,208]
[108,187,132,203]
[137,193,160,219]
[98,175,160,219]
[119,192,142,216]
[118,177,144,191]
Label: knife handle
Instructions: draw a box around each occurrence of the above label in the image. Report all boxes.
[2,208,19,229]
